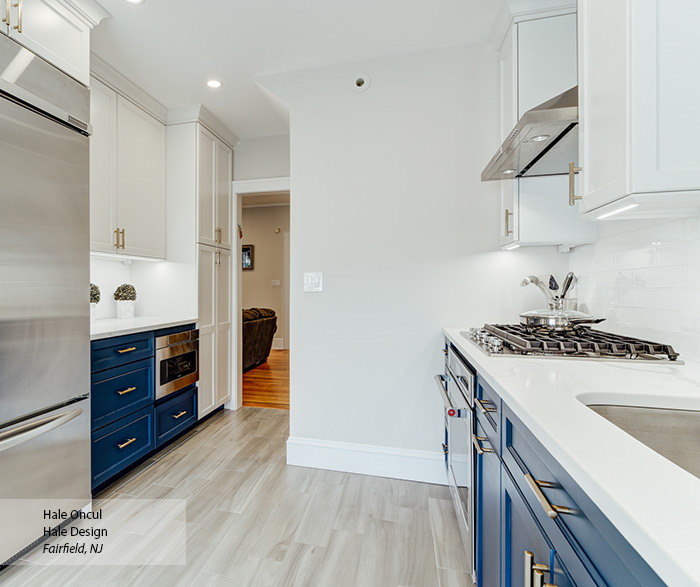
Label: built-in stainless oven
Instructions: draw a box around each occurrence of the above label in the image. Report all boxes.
[436,342,476,583]
[156,329,199,400]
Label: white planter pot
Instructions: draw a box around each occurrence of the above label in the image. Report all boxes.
[116,300,135,319]
[90,303,97,323]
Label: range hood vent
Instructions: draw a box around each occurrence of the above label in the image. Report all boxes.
[481,86,578,182]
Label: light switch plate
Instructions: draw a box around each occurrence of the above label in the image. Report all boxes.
[303,272,323,292]
[271,280,281,287]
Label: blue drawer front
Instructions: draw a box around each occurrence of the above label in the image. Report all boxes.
[91,332,154,373]
[91,358,154,429]
[155,385,197,447]
[91,406,154,488]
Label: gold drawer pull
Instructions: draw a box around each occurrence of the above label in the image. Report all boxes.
[505,208,513,236]
[117,387,136,396]
[475,397,497,414]
[117,437,136,449]
[525,552,552,587]
[117,347,137,354]
[525,473,578,519]
[172,411,187,420]
[471,434,494,456]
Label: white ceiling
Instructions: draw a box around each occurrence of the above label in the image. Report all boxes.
[91,0,502,140]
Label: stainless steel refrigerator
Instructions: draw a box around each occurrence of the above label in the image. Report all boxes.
[0,34,91,566]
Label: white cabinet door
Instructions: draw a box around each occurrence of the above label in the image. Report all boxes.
[215,141,232,250]
[9,0,89,85]
[197,127,217,247]
[198,245,217,418]
[215,248,231,406]
[579,0,700,215]
[116,96,166,259]
[89,78,117,253]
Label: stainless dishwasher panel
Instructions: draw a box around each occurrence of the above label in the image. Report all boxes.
[0,398,90,565]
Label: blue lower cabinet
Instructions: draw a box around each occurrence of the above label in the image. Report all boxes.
[91,358,154,429]
[476,419,501,587]
[502,467,578,587]
[155,385,198,448]
[91,406,155,489]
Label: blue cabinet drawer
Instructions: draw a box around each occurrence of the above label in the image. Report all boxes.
[502,403,665,587]
[91,359,154,429]
[91,332,154,373]
[91,406,154,489]
[155,385,197,447]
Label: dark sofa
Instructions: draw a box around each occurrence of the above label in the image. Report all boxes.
[242,308,277,372]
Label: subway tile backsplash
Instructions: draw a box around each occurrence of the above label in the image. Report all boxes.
[570,217,700,362]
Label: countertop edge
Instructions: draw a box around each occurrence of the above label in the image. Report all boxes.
[90,317,198,341]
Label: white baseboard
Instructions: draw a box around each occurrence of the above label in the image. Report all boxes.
[272,337,284,350]
[286,436,449,485]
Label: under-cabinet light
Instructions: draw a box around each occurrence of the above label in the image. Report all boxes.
[90,251,163,263]
[207,80,223,88]
[530,135,550,142]
[501,169,516,175]
[596,204,639,220]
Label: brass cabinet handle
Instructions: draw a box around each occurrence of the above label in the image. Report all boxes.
[117,386,136,396]
[172,411,187,420]
[117,437,136,449]
[117,347,137,354]
[525,552,551,587]
[471,434,494,456]
[524,473,577,519]
[3,0,9,24]
[475,397,497,414]
[12,0,20,32]
[114,228,125,249]
[505,208,513,236]
[114,228,120,248]
[120,228,125,249]
[568,161,582,206]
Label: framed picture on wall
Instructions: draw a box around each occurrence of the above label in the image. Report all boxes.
[242,245,254,270]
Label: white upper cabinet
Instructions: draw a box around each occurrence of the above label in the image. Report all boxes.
[197,126,232,249]
[116,96,166,258]
[579,0,700,218]
[89,77,167,259]
[4,0,108,85]
[498,12,595,249]
[89,78,117,254]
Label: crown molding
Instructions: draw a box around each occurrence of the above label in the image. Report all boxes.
[166,105,239,149]
[90,53,168,123]
[57,0,110,28]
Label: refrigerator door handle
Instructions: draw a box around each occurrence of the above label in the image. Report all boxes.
[0,408,83,454]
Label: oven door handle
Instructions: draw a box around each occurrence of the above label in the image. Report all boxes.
[435,375,469,418]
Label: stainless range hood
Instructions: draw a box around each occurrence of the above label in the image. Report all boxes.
[481,86,578,182]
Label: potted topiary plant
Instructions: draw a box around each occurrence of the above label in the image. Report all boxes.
[90,283,100,323]
[114,284,137,319]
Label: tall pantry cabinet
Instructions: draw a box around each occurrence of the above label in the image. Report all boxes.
[166,114,234,419]
[196,126,233,418]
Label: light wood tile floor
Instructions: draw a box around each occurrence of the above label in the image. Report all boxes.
[0,408,471,587]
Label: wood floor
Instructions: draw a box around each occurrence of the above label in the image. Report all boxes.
[243,350,289,410]
[1,407,472,587]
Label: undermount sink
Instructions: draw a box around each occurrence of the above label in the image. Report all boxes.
[589,404,700,480]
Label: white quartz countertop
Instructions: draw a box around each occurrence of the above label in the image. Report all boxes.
[444,327,700,587]
[91,317,198,341]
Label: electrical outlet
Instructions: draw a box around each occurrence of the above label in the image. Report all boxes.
[303,272,323,292]
[271,280,281,287]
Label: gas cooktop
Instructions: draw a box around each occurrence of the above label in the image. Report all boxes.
[463,324,681,362]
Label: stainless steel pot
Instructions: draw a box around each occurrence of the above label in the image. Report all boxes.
[519,308,605,331]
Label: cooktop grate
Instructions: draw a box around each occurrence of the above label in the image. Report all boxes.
[481,324,680,361]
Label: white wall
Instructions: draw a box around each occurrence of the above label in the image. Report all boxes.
[570,217,700,362]
[233,135,290,180]
[259,45,569,482]
[90,257,132,320]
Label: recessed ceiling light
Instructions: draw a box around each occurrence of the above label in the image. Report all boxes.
[501,169,517,175]
[124,0,145,4]
[207,80,223,89]
[531,134,550,142]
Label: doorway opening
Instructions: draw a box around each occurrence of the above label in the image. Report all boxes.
[232,179,290,410]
